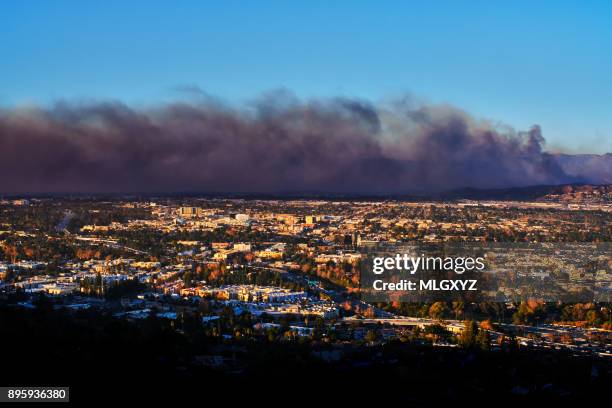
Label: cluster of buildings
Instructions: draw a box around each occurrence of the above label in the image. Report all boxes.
[0,197,610,346]
[183,284,306,303]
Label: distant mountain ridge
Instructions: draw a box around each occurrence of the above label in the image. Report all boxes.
[440,184,612,202]
[3,184,611,203]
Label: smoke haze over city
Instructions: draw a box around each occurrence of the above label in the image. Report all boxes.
[1,94,609,195]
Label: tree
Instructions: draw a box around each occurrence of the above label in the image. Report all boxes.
[95,272,103,295]
[428,301,447,319]
[452,301,465,320]
[475,329,490,350]
[586,309,602,327]
[424,324,450,342]
[365,330,378,344]
[458,320,478,348]
[183,271,193,287]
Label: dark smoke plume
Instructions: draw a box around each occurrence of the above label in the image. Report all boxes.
[0,94,600,194]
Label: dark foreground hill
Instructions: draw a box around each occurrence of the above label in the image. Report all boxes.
[0,305,609,404]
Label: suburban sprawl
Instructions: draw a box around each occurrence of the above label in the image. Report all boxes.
[0,190,610,399]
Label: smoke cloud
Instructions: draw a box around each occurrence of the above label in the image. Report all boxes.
[0,94,603,195]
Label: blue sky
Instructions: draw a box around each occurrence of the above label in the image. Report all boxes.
[1,0,611,153]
